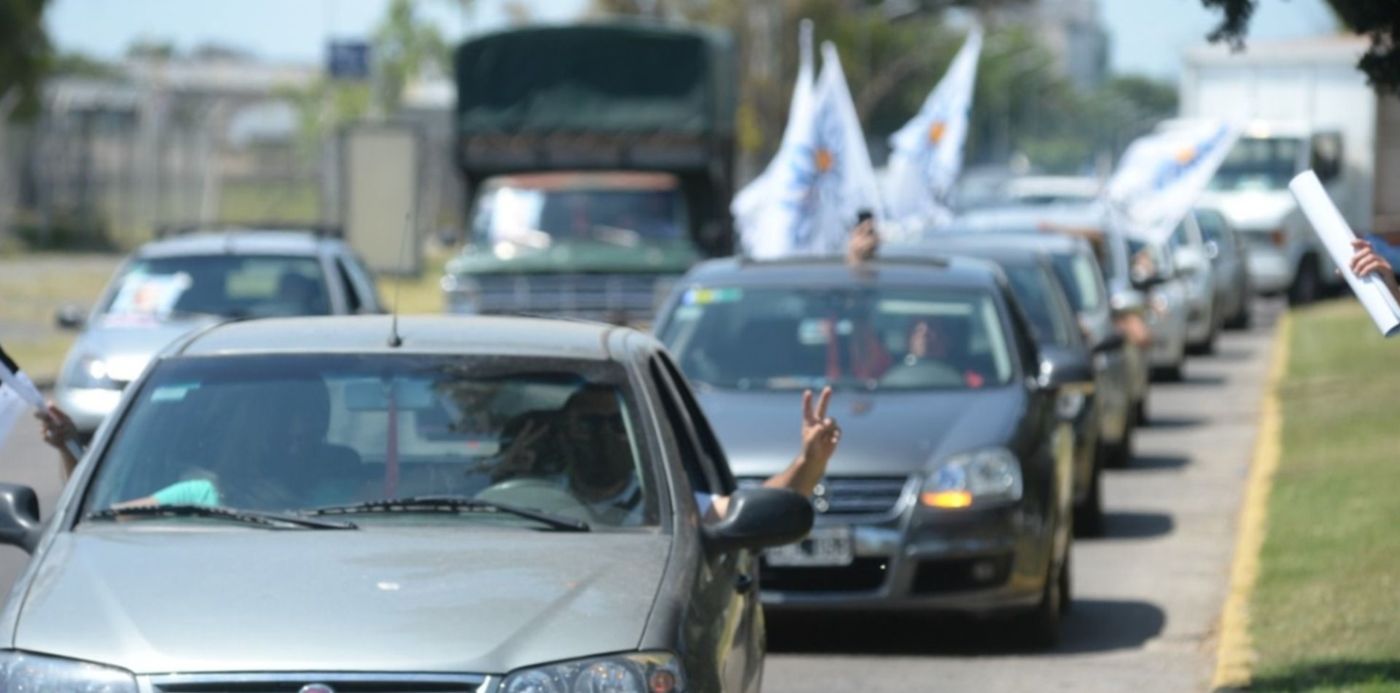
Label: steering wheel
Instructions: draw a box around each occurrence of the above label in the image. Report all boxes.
[476,477,591,520]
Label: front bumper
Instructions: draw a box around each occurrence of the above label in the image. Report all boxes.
[759,506,1048,614]
[52,386,123,434]
[1246,247,1293,294]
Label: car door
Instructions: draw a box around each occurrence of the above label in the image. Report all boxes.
[647,354,762,693]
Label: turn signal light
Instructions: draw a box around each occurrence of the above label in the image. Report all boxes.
[921,490,973,509]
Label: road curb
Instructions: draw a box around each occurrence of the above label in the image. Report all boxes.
[1211,313,1292,691]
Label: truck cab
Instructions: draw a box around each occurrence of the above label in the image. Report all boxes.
[441,23,736,324]
[1199,121,1345,303]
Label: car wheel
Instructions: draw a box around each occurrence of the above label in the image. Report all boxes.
[1225,295,1252,330]
[1151,362,1183,382]
[1134,395,1149,427]
[1288,256,1320,306]
[1104,409,1135,468]
[1018,551,1067,649]
[1073,457,1105,537]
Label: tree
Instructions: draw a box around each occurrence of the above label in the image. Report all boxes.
[373,0,451,114]
[0,0,52,121]
[1203,0,1400,92]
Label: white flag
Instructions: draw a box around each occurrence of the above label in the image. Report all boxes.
[1105,119,1241,243]
[733,19,816,259]
[0,345,47,448]
[885,26,982,233]
[736,41,885,259]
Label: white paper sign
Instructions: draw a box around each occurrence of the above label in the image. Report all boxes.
[1290,170,1400,337]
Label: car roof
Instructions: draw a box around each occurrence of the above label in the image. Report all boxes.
[909,232,1089,264]
[678,255,1004,291]
[176,315,627,362]
[137,231,342,259]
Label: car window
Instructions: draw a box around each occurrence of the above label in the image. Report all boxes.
[82,354,659,529]
[1003,264,1076,348]
[1050,252,1104,313]
[101,255,330,322]
[647,357,715,495]
[657,352,736,495]
[659,285,1015,392]
[335,258,363,314]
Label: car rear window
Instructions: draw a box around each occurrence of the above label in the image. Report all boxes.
[659,285,1014,391]
[102,255,330,322]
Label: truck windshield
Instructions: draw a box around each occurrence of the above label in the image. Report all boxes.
[660,286,1015,392]
[473,176,689,250]
[1208,136,1302,192]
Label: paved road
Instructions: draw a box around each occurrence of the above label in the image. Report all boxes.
[0,301,1283,692]
[764,300,1284,693]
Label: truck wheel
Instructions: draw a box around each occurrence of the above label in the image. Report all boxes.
[1288,256,1320,306]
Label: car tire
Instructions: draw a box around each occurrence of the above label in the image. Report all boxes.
[1288,256,1320,306]
[1104,409,1135,468]
[1224,296,1252,330]
[1134,395,1149,427]
[1073,457,1105,537]
[1151,362,1183,382]
[1018,552,1067,650]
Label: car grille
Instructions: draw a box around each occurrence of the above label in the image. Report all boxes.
[761,557,891,592]
[738,475,911,517]
[460,273,676,322]
[146,672,485,693]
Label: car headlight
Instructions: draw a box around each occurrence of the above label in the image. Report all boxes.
[67,354,121,389]
[921,448,1023,509]
[441,274,481,315]
[0,651,137,692]
[502,652,684,693]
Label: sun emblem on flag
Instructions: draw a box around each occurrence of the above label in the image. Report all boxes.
[815,148,834,173]
[1174,146,1197,165]
[927,121,947,145]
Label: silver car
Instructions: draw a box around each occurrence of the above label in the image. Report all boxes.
[54,228,382,435]
[1127,237,1191,381]
[1193,206,1253,330]
[1166,214,1220,354]
[0,315,810,692]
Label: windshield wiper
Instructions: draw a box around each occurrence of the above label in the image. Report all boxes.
[308,495,590,532]
[84,504,357,530]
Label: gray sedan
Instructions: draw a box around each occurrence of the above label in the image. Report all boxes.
[0,316,810,692]
[655,256,1084,647]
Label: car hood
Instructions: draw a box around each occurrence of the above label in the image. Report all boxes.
[1199,190,1296,232]
[14,528,670,675]
[63,317,220,384]
[695,386,1024,478]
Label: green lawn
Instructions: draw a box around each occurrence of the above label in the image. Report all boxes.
[1249,300,1400,691]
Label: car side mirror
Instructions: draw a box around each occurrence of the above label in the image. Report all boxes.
[1311,132,1343,183]
[55,305,86,331]
[703,487,814,552]
[0,484,42,554]
[1093,332,1125,354]
[1037,346,1094,390]
[1204,240,1221,261]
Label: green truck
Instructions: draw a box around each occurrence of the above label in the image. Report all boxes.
[441,23,737,322]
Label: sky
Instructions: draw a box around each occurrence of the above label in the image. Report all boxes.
[47,0,1341,79]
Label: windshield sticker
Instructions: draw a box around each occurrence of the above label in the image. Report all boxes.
[683,287,743,305]
[109,272,192,318]
[150,383,199,402]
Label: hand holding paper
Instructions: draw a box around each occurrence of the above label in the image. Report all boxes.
[1289,170,1400,338]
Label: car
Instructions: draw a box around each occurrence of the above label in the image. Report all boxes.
[1166,213,1220,354]
[654,255,1084,647]
[908,233,1133,535]
[1193,206,1253,329]
[940,204,1152,438]
[53,227,384,436]
[0,315,813,692]
[1126,236,1192,381]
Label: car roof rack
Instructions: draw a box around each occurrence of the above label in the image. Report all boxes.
[153,221,343,240]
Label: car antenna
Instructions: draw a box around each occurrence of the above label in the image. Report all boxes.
[388,210,412,348]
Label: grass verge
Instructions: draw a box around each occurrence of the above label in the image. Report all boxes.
[1246,300,1400,691]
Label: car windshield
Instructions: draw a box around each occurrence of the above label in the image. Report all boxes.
[472,177,689,249]
[101,255,329,322]
[1003,265,1075,347]
[660,286,1015,391]
[1050,252,1104,313]
[1207,136,1301,193]
[81,354,657,529]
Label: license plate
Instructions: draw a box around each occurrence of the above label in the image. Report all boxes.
[764,525,854,567]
